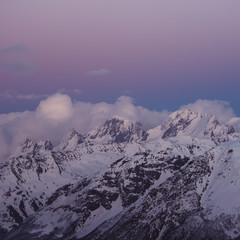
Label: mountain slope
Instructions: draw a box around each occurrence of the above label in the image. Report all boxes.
[1,111,240,240]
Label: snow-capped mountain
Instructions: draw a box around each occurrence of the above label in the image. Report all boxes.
[1,111,240,239]
[85,116,148,144]
[147,109,237,143]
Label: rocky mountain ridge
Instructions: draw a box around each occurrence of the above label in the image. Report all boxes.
[1,110,240,239]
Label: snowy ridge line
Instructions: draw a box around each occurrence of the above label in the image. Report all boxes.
[1,110,240,240]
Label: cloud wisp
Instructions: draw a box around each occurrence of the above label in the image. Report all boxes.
[0,59,36,73]
[0,43,29,56]
[0,91,48,101]
[0,43,35,73]
[87,69,112,77]
[57,88,82,95]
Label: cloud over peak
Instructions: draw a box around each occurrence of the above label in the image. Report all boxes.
[36,94,73,122]
[0,94,239,164]
[181,99,235,123]
[0,94,169,162]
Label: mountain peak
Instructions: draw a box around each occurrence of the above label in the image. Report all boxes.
[160,109,201,139]
[68,128,82,140]
[58,128,84,150]
[21,138,35,152]
[42,139,54,151]
[147,108,236,143]
[86,117,148,143]
[111,115,131,121]
[170,108,199,118]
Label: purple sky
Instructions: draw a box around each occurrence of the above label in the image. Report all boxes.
[1,0,240,114]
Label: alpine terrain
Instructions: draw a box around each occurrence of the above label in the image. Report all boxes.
[2,109,240,239]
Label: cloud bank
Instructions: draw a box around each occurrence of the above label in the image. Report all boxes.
[1,94,239,163]
[0,94,169,162]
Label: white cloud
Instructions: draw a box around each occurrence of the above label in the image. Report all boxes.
[181,99,240,136]
[0,94,169,162]
[36,94,73,122]
[87,69,112,76]
[71,96,170,132]
[227,117,240,132]
[181,99,236,123]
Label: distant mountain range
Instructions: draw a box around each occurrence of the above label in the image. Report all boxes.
[1,109,240,239]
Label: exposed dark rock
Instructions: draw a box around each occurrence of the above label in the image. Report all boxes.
[46,184,72,205]
[7,206,23,224]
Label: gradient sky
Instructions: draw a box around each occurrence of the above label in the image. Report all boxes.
[1,0,240,114]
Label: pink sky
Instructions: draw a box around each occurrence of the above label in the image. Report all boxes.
[1,0,240,113]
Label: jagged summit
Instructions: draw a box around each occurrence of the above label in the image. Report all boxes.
[57,128,84,151]
[168,108,200,119]
[161,109,201,137]
[86,116,148,143]
[21,138,35,153]
[13,138,54,158]
[110,115,132,122]
[147,108,236,143]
